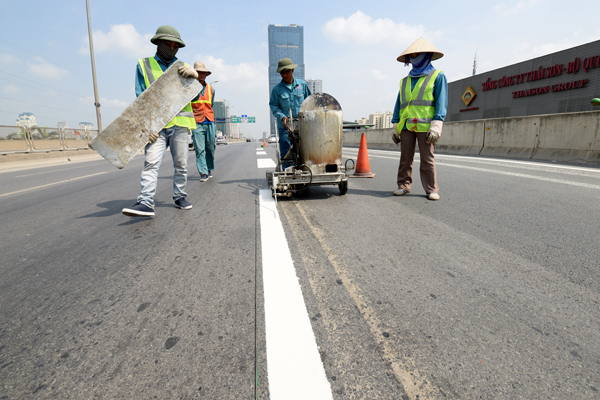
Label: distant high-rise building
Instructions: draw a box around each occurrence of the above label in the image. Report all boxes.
[79,122,94,130]
[268,24,305,136]
[229,121,239,139]
[213,99,229,138]
[16,112,37,128]
[306,79,322,94]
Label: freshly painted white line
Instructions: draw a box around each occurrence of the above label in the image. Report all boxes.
[0,171,108,198]
[256,151,267,155]
[259,190,333,400]
[257,158,276,169]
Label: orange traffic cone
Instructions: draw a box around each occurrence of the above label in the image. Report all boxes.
[351,132,375,178]
[263,139,266,147]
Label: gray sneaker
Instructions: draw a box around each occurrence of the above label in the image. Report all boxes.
[393,188,410,196]
[199,173,209,182]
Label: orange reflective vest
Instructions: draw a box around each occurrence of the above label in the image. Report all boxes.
[191,84,214,123]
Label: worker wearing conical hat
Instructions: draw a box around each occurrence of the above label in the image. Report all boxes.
[391,37,447,201]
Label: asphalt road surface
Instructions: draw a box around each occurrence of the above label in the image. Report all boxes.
[0,142,599,399]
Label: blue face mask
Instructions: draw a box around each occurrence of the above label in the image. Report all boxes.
[408,52,434,78]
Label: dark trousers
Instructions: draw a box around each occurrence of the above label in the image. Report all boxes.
[397,130,438,194]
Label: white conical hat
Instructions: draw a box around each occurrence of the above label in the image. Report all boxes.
[397,37,443,63]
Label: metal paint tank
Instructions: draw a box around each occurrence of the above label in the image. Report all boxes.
[298,93,343,173]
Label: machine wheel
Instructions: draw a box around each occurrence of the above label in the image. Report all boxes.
[339,180,348,195]
[293,185,308,197]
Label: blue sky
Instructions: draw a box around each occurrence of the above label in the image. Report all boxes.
[1,0,599,138]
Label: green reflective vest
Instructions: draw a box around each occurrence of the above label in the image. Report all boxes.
[396,69,442,133]
[138,57,196,130]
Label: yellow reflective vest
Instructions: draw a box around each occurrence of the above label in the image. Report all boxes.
[396,69,442,133]
[138,57,196,130]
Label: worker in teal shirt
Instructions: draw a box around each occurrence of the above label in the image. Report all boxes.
[269,58,311,170]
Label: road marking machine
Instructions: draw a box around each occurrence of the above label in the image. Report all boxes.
[266,93,355,198]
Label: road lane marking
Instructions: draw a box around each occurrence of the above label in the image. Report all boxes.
[342,150,600,188]
[0,171,108,198]
[257,158,276,169]
[14,164,106,177]
[259,190,333,400]
[436,163,600,190]
[343,148,600,174]
[256,151,267,155]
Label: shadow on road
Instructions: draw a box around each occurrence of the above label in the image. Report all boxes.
[77,199,172,219]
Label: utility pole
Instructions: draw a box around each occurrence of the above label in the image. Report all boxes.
[473,44,479,76]
[85,0,102,132]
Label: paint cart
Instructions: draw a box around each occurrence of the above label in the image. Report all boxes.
[266,93,355,198]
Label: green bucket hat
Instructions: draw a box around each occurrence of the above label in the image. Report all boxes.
[276,58,298,72]
[150,25,186,48]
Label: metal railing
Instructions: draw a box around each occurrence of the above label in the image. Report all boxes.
[0,125,99,154]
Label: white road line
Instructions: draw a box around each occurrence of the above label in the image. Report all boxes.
[343,148,600,174]
[256,151,267,155]
[259,190,333,400]
[436,162,600,190]
[0,172,108,198]
[257,158,276,169]
[342,150,600,189]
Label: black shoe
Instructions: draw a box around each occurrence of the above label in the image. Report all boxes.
[208,170,213,178]
[122,202,155,217]
[175,198,192,210]
[199,173,209,182]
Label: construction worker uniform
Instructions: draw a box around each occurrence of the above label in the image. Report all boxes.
[392,69,448,195]
[134,54,196,208]
[269,78,311,169]
[191,83,216,176]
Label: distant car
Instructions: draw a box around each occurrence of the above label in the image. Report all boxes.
[216,136,227,145]
[246,138,251,142]
[267,136,277,144]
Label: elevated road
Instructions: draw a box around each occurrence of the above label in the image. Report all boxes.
[0,143,599,399]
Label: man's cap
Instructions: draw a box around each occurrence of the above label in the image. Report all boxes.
[276,58,298,73]
[151,25,185,48]
[397,37,443,63]
[193,62,212,76]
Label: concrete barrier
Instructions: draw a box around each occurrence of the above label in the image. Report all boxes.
[343,128,399,151]
[436,120,485,155]
[342,110,600,165]
[480,116,541,159]
[533,111,600,164]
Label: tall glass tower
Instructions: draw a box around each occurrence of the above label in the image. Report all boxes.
[268,24,305,136]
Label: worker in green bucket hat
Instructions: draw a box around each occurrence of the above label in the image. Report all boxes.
[121,25,198,218]
[269,58,311,170]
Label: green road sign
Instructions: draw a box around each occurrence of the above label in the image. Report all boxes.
[231,117,241,123]
[248,117,255,123]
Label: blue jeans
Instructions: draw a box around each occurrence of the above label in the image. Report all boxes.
[278,128,292,170]
[191,122,216,175]
[137,125,189,208]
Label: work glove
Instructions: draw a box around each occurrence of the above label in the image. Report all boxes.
[148,131,159,144]
[426,120,443,145]
[392,132,401,144]
[178,65,199,79]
